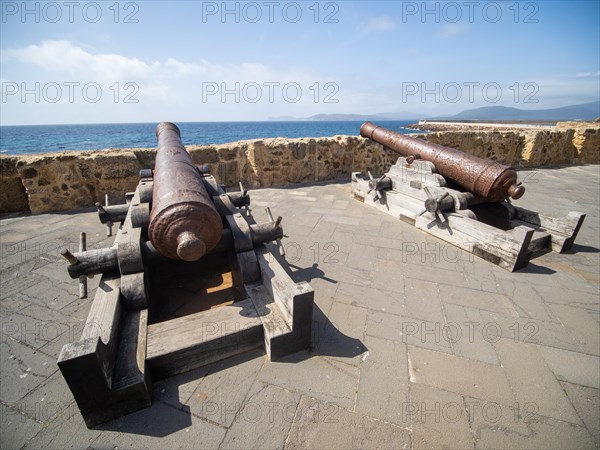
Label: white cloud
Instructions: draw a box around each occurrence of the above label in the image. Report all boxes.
[1,40,347,123]
[3,40,160,82]
[360,16,396,33]
[438,23,469,38]
[164,58,207,76]
[2,40,329,86]
[575,71,600,77]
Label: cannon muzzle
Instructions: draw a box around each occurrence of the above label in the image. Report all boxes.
[149,122,223,261]
[360,122,525,202]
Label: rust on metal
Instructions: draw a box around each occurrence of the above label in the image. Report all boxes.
[360,122,525,202]
[149,122,223,261]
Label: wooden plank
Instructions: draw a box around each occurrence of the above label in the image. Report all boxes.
[514,207,584,234]
[509,220,552,253]
[58,273,121,395]
[246,282,292,359]
[58,273,152,428]
[57,337,116,427]
[514,207,586,253]
[146,298,263,379]
[82,274,122,360]
[74,309,151,428]
[254,246,314,360]
[387,168,446,189]
[353,176,424,219]
[113,309,148,390]
[414,213,534,271]
[112,187,141,246]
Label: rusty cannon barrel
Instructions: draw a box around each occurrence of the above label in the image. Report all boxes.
[149,122,223,261]
[360,122,525,202]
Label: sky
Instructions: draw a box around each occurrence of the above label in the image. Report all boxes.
[1,0,599,125]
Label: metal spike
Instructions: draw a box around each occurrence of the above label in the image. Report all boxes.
[79,232,88,299]
[265,207,274,222]
[104,194,113,237]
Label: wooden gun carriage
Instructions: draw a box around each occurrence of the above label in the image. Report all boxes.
[352,122,585,271]
[58,123,313,427]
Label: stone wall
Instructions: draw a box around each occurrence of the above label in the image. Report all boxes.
[0,156,29,212]
[556,122,600,163]
[0,136,396,214]
[421,131,525,165]
[1,124,598,214]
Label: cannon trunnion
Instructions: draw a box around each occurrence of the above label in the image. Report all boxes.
[57,122,314,428]
[353,122,585,271]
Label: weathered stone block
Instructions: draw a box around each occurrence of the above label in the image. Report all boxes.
[0,156,29,212]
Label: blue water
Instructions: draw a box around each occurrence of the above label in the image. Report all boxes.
[0,120,419,155]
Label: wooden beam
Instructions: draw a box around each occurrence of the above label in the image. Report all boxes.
[146,298,264,380]
[250,246,314,360]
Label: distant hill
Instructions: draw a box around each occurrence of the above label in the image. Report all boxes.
[436,101,600,121]
[269,101,600,122]
[268,111,428,121]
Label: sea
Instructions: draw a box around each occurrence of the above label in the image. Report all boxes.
[0,120,419,156]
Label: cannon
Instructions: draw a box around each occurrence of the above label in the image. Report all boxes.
[150,122,223,261]
[57,122,313,428]
[352,122,585,271]
[360,122,525,202]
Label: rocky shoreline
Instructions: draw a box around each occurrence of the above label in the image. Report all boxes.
[1,122,598,214]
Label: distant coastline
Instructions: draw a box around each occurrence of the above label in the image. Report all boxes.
[269,100,599,122]
[407,120,558,132]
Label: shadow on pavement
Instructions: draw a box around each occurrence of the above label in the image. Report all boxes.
[566,243,600,254]
[517,262,556,275]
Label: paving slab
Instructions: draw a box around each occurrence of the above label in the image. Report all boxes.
[463,306,583,353]
[471,406,595,449]
[547,303,600,355]
[443,303,500,365]
[0,339,57,404]
[257,352,360,411]
[7,370,73,425]
[285,396,411,450]
[187,350,266,427]
[371,264,405,294]
[404,277,445,323]
[0,408,44,450]
[560,382,600,448]
[409,383,474,449]
[219,381,300,449]
[91,402,227,449]
[439,284,519,317]
[355,334,410,426]
[0,166,598,449]
[493,339,582,424]
[313,300,367,367]
[334,281,405,316]
[366,310,454,354]
[495,279,555,321]
[408,346,514,406]
[537,345,600,389]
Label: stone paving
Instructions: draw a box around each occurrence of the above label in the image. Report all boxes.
[1,164,599,449]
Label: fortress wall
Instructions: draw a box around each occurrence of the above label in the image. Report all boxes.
[1,125,597,214]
